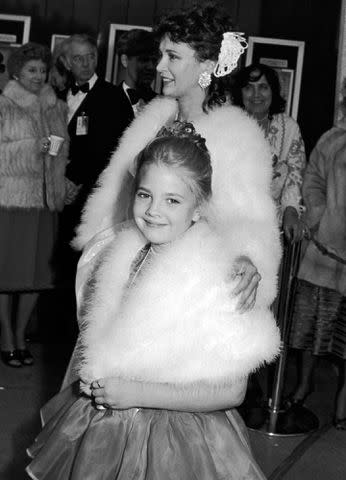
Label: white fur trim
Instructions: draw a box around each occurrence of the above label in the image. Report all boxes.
[79,222,280,386]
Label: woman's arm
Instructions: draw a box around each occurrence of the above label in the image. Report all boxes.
[280,119,307,242]
[90,375,247,412]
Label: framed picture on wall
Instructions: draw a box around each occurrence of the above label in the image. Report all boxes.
[51,34,69,52]
[105,23,161,92]
[0,14,31,45]
[245,36,305,120]
[0,43,16,91]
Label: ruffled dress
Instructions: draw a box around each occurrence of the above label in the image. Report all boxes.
[26,246,266,480]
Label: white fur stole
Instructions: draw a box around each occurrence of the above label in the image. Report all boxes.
[79,221,280,387]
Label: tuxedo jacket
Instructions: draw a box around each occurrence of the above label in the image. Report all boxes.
[118,82,157,119]
[65,78,133,201]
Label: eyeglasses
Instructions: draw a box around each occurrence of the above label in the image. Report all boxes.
[70,53,96,65]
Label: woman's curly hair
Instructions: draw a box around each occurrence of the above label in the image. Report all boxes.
[231,63,286,117]
[154,1,234,112]
[7,42,51,80]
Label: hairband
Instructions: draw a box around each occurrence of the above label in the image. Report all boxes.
[155,121,208,153]
[213,32,248,78]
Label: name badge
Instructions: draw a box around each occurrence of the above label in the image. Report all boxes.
[76,113,88,136]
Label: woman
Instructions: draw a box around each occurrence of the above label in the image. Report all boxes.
[27,123,279,480]
[288,125,346,429]
[232,63,306,242]
[0,43,71,366]
[61,3,281,390]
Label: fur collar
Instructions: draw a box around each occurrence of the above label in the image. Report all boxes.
[2,80,57,110]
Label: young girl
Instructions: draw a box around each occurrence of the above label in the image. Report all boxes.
[26,123,280,480]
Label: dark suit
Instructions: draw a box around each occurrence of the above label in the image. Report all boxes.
[66,78,133,200]
[58,78,133,283]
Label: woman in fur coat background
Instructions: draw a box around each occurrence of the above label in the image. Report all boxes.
[0,43,72,367]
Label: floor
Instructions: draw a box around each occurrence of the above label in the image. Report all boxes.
[0,290,346,480]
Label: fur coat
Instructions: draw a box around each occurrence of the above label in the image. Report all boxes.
[298,127,346,294]
[77,220,281,388]
[69,97,281,389]
[0,80,69,210]
[75,96,281,306]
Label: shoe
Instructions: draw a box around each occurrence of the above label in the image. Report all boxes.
[15,348,34,366]
[1,350,22,368]
[333,417,346,430]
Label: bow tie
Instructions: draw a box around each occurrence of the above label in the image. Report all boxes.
[127,88,140,105]
[71,83,90,96]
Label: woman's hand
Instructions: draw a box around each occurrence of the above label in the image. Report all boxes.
[40,137,50,153]
[283,206,305,243]
[231,256,261,313]
[91,377,134,410]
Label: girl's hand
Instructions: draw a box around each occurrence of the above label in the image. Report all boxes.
[231,256,261,313]
[90,377,135,410]
[40,137,50,153]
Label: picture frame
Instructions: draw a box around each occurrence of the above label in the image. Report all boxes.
[245,36,305,120]
[105,23,161,92]
[0,43,17,91]
[0,14,31,45]
[50,34,69,52]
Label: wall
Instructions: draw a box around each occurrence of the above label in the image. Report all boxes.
[0,0,261,79]
[260,0,341,154]
[0,0,261,46]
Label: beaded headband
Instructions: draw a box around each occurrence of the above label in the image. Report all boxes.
[155,121,209,154]
[213,32,248,78]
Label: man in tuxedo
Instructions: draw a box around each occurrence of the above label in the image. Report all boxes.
[116,29,158,119]
[58,34,133,282]
[62,34,133,205]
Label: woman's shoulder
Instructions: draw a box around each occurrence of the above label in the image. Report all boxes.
[0,93,13,109]
[273,112,300,130]
[313,126,346,154]
[198,103,265,140]
[209,103,255,124]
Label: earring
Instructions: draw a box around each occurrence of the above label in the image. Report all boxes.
[198,71,211,89]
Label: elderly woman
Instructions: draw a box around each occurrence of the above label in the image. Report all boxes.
[287,124,346,430]
[232,63,306,242]
[0,43,70,367]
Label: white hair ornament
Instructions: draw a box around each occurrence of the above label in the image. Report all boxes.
[213,32,248,78]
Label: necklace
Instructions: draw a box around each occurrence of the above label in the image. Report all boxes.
[256,113,269,122]
[256,115,271,138]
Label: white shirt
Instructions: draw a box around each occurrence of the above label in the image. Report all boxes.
[67,73,98,123]
[122,81,142,117]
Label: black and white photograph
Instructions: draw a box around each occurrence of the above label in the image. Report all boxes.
[0,2,345,480]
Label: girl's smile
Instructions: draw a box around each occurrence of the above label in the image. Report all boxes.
[133,162,201,245]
